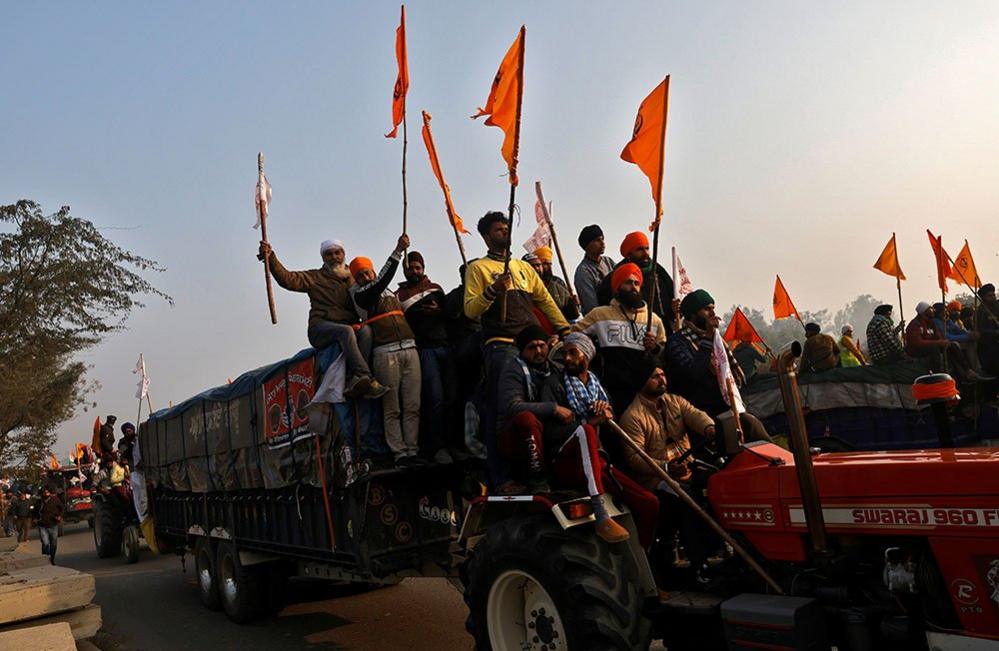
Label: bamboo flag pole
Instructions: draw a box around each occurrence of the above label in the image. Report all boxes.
[258,153,278,324]
[500,27,527,324]
[402,109,409,268]
[535,181,576,305]
[420,111,468,268]
[646,75,670,331]
[892,233,905,325]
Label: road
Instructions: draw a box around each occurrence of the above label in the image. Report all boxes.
[21,523,474,650]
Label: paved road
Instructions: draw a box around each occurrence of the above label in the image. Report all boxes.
[22,523,474,650]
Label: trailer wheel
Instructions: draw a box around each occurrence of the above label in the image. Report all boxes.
[122,525,141,564]
[462,514,651,651]
[93,500,122,559]
[194,538,221,611]
[216,541,266,623]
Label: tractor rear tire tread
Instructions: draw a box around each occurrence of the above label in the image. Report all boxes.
[93,500,122,559]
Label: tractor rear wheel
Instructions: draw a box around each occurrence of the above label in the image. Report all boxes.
[462,514,651,651]
[122,524,141,564]
[93,500,122,559]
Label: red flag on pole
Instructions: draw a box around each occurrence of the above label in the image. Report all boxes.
[385,5,409,139]
[773,275,801,321]
[926,230,952,293]
[472,26,525,186]
[723,307,765,346]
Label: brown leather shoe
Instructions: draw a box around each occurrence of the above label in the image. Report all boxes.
[595,518,630,543]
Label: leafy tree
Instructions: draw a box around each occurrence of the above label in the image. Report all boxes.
[0,200,171,473]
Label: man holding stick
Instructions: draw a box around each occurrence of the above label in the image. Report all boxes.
[259,239,387,399]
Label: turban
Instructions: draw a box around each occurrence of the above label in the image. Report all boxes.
[947,300,962,312]
[320,239,344,256]
[611,263,642,294]
[874,304,893,316]
[522,252,538,262]
[841,324,854,335]
[120,422,136,434]
[805,322,821,335]
[619,231,649,258]
[407,251,424,266]
[516,325,550,352]
[533,246,553,263]
[915,301,932,316]
[680,289,715,319]
[564,332,596,361]
[635,356,661,385]
[348,257,374,276]
[578,224,603,249]
[979,283,996,298]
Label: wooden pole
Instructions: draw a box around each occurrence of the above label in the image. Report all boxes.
[500,26,526,324]
[606,419,783,594]
[646,75,669,331]
[421,111,467,268]
[258,153,278,325]
[402,109,409,269]
[535,182,576,304]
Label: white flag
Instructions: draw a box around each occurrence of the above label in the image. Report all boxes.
[253,173,272,229]
[712,330,745,414]
[522,197,551,253]
[133,353,150,400]
[676,255,694,298]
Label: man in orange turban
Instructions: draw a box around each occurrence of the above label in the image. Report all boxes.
[525,246,579,322]
[595,231,675,329]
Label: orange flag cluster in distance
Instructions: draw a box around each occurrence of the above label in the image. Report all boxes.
[926,230,952,293]
[621,76,670,230]
[773,275,801,321]
[385,5,409,139]
[950,240,980,289]
[873,234,905,280]
[723,308,765,346]
[421,111,468,235]
[472,26,525,186]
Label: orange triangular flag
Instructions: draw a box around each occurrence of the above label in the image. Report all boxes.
[949,240,980,288]
[49,453,60,470]
[91,416,101,451]
[385,5,409,139]
[773,275,801,321]
[723,307,765,345]
[873,234,905,280]
[927,230,952,293]
[421,111,468,235]
[472,26,525,186]
[621,75,670,229]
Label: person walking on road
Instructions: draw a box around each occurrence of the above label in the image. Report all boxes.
[13,490,35,543]
[37,487,63,564]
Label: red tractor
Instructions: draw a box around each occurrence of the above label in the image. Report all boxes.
[458,357,999,650]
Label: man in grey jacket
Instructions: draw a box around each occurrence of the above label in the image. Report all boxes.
[497,325,573,493]
[573,225,615,315]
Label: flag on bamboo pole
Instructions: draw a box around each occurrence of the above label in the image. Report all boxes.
[949,240,980,288]
[724,307,765,346]
[385,5,409,139]
[420,111,468,234]
[48,453,60,470]
[91,416,102,452]
[472,26,525,186]
[926,230,952,293]
[252,168,272,229]
[675,254,693,297]
[773,275,801,321]
[712,330,745,414]
[522,196,551,253]
[621,75,670,229]
[873,234,905,280]
[134,353,150,400]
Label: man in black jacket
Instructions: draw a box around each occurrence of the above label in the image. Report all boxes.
[37,487,63,564]
[595,231,675,325]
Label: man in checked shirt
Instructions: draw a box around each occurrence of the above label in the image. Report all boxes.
[619,359,717,584]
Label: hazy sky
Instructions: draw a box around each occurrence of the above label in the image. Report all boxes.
[3,2,998,456]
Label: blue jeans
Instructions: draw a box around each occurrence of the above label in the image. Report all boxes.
[419,346,457,454]
[482,342,519,487]
[38,525,58,562]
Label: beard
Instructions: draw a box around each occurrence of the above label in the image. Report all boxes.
[541,269,554,283]
[616,289,644,310]
[327,262,351,280]
[565,360,587,376]
[404,271,424,284]
[693,314,709,330]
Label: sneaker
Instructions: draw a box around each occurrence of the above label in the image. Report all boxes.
[363,379,391,399]
[409,455,429,466]
[595,518,630,544]
[395,456,417,468]
[344,376,371,399]
[496,480,528,495]
[433,449,454,465]
[526,477,551,494]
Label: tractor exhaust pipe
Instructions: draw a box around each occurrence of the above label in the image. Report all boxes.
[776,343,829,556]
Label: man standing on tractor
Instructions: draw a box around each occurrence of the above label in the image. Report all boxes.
[98,415,117,462]
[538,333,659,546]
[573,224,615,315]
[258,238,387,399]
[117,422,137,470]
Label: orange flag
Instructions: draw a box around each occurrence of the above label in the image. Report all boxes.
[926,230,952,293]
[723,307,765,345]
[949,240,980,288]
[48,453,60,470]
[773,275,801,321]
[621,75,670,230]
[472,26,525,186]
[385,5,409,139]
[873,234,905,280]
[91,416,101,452]
[421,111,468,235]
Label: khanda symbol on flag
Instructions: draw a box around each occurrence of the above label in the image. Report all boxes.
[472,26,526,186]
[772,275,801,322]
[385,5,408,139]
[621,75,670,230]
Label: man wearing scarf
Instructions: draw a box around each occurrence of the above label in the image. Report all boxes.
[259,238,386,399]
[539,333,659,546]
[595,231,675,326]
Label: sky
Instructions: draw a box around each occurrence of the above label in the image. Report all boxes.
[2,1,999,456]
